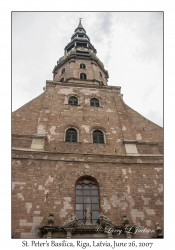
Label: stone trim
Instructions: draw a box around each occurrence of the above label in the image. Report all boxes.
[12,134,33,139]
[12,148,163,158]
[31,138,45,150]
[136,142,161,145]
[126,153,163,157]
[32,134,47,139]
[12,147,44,152]
[12,149,163,166]
[30,134,47,150]
[123,140,138,154]
[123,139,138,144]
[46,80,121,91]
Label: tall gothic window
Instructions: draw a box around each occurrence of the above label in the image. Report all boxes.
[90,98,100,107]
[93,130,105,144]
[80,73,87,80]
[65,128,77,142]
[76,178,100,224]
[68,96,78,105]
[80,63,86,69]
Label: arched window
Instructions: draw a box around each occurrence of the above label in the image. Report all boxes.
[65,128,77,142]
[80,63,86,69]
[76,178,100,224]
[80,73,87,80]
[68,96,78,105]
[60,78,64,82]
[93,130,105,144]
[61,68,65,74]
[90,98,100,107]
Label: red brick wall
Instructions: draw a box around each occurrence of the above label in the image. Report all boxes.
[12,94,44,135]
[12,83,163,154]
[12,137,32,149]
[12,153,163,238]
[12,81,163,238]
[125,104,163,142]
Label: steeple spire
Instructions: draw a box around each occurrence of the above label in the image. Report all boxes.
[78,18,83,28]
[74,18,86,33]
[53,20,109,83]
[63,19,97,54]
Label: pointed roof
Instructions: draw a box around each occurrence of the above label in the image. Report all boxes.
[64,19,97,54]
[78,19,83,28]
[53,19,109,78]
[74,19,86,33]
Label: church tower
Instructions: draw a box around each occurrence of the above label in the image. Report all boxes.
[52,19,108,86]
[12,20,163,239]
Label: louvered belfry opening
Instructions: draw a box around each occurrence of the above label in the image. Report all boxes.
[65,128,77,142]
[76,178,100,224]
[93,130,104,144]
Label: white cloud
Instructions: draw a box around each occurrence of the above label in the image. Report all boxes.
[12,12,163,127]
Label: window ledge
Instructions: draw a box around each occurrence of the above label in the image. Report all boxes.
[61,141,82,143]
[89,143,106,145]
[61,141,106,145]
[65,104,80,106]
[12,147,44,152]
[126,153,163,157]
[89,106,103,108]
